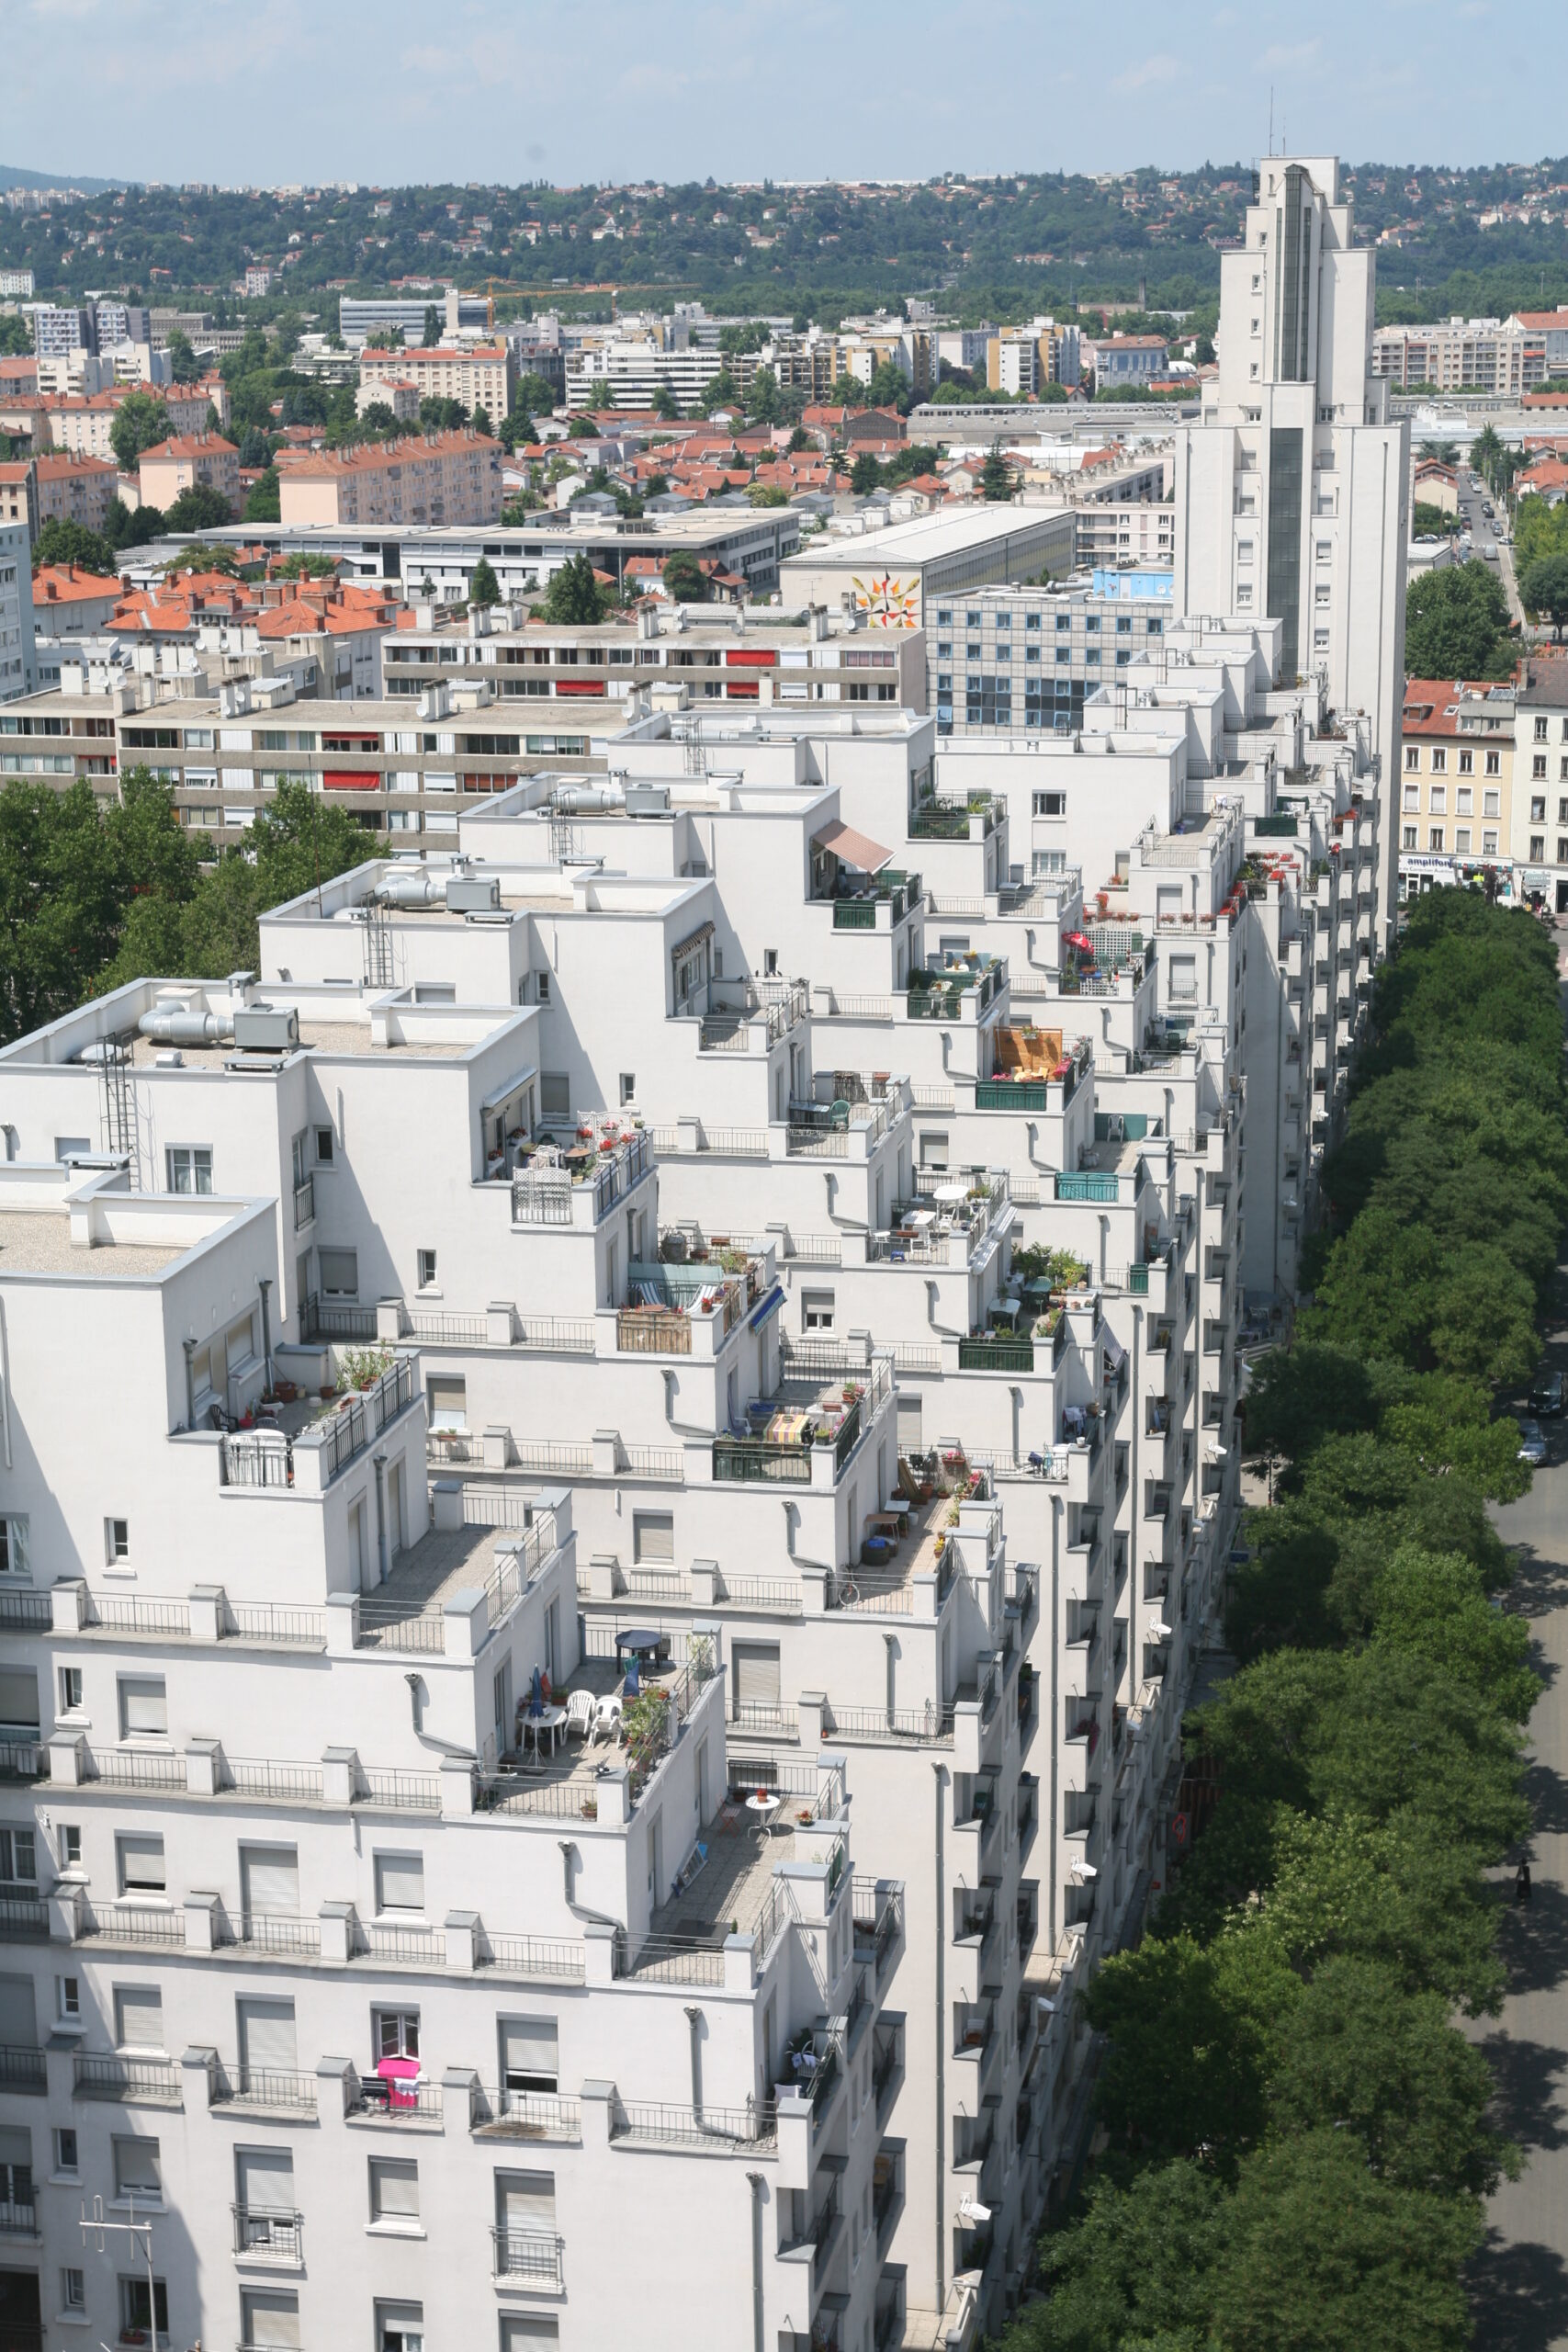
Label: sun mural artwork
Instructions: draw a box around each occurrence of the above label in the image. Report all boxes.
[851,571,919,627]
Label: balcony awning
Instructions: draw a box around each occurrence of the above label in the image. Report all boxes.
[749,1283,785,1331]
[813,820,892,875]
[671,920,715,962]
[1101,1327,1126,1371]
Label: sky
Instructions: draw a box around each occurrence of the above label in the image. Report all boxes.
[8,0,1568,188]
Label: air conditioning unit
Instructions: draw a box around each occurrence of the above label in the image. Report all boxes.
[446,874,501,913]
[233,1003,299,1052]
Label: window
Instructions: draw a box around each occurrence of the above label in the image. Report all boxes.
[918,1130,948,1170]
[0,2126,30,2213]
[369,2156,420,2228]
[1532,796,1547,822]
[416,1250,437,1292]
[0,1827,35,1885]
[1535,757,1548,781]
[318,1247,358,1297]
[1404,746,1419,772]
[500,2319,558,2350]
[375,2009,420,2063]
[536,971,551,1004]
[0,1518,27,1579]
[107,1517,130,1564]
[314,1125,334,1166]
[1458,749,1473,776]
[375,1853,424,1915]
[1032,791,1065,818]
[1483,830,1499,854]
[0,1667,38,1736]
[377,2302,423,2352]
[1456,786,1472,815]
[1483,786,1501,815]
[1532,835,1546,860]
[55,2127,79,2173]
[1429,786,1446,815]
[116,1834,165,1896]
[802,1291,835,1332]
[119,2278,168,2342]
[241,2289,299,2349]
[57,1976,80,2023]
[115,1986,164,2051]
[1402,826,1417,851]
[58,1666,83,1714]
[619,1072,636,1105]
[538,1073,570,1119]
[166,1146,213,1195]
[494,2014,559,2099]
[1485,751,1500,777]
[113,2135,162,2203]
[118,1677,166,1739]
[1456,829,1472,854]
[62,2269,85,2313]
[59,1826,81,1869]
[632,1512,674,1566]
[1402,785,1418,812]
[1429,748,1446,775]
[425,1376,466,1434]
[1428,827,1444,852]
[1536,717,1549,742]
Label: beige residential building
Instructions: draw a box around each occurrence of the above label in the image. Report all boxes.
[277,428,502,527]
[139,431,240,514]
[1398,676,1516,901]
[33,450,118,533]
[358,341,513,418]
[1371,315,1539,393]
[43,385,220,462]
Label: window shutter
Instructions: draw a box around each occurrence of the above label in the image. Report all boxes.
[426,1377,467,1431]
[0,1668,39,1727]
[236,2147,294,2215]
[500,2018,558,2089]
[0,1976,37,2048]
[0,2125,30,2174]
[240,1847,299,1917]
[113,2136,161,2194]
[372,2158,420,2218]
[116,1987,163,2049]
[318,1247,358,1296]
[119,1679,167,1736]
[376,1853,424,1911]
[632,1512,673,1565]
[238,1998,298,2073]
[496,2170,556,2232]
[241,2290,300,2348]
[500,2321,560,2350]
[897,1393,923,1449]
[118,1836,165,1892]
[732,1644,781,1706]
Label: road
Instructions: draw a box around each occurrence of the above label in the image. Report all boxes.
[1455,470,1524,623]
[1470,953,1568,2346]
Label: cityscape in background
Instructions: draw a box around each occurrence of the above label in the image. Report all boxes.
[0,130,1560,2352]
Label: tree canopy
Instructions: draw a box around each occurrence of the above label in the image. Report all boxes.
[539,553,609,625]
[1404,558,1517,679]
[31,518,116,577]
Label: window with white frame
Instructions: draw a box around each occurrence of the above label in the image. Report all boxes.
[368,2156,420,2230]
[374,1853,424,1915]
[0,1518,28,1578]
[0,1826,35,1886]
[166,1146,212,1195]
[116,1834,165,1897]
[118,1677,166,1739]
[112,2134,162,2203]
[318,1247,358,1298]
[802,1291,835,1332]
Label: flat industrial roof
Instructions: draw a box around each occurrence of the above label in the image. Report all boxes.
[783,503,1071,568]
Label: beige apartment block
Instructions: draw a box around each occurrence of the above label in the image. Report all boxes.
[139,431,241,514]
[359,342,513,419]
[278,429,503,528]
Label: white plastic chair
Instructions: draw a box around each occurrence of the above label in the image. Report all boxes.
[565,1690,595,1742]
[592,1693,623,1745]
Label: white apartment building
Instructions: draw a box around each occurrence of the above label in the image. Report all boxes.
[0,686,1247,2347]
[1513,656,1568,912]
[1370,314,1539,394]
[0,520,36,702]
[1171,155,1408,937]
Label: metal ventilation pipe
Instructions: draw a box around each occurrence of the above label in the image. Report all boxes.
[552,782,626,815]
[136,998,235,1047]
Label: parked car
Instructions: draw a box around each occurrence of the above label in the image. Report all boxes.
[1517,1417,1548,1468]
[1530,1367,1565,1418]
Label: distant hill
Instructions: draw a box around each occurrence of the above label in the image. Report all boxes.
[0,164,122,195]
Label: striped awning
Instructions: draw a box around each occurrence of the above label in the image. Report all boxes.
[812,820,892,874]
[671,921,715,962]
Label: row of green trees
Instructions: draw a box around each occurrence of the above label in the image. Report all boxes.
[0,775,372,1047]
[1403,559,1517,680]
[999,889,1564,2351]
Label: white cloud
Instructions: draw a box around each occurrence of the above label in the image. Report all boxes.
[1114,52,1184,92]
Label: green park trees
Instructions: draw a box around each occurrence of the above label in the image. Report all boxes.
[1403,559,1517,679]
[999,889,1556,2352]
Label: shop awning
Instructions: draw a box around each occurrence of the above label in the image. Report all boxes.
[813,820,892,874]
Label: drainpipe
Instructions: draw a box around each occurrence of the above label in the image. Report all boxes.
[557,1840,621,1933]
[1049,1498,1061,1951]
[883,1632,897,1728]
[372,1452,389,1586]
[257,1277,274,1395]
[745,2172,766,2352]
[182,1338,197,1432]
[932,1758,947,2318]
[1130,1304,1142,1712]
[684,2004,704,2122]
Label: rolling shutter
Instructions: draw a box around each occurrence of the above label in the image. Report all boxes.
[371,2158,419,2219]
[732,1644,781,1707]
[897,1393,923,1449]
[497,2170,556,2232]
[376,1853,423,1912]
[118,1835,165,1893]
[632,1512,673,1565]
[426,1377,467,1433]
[238,1998,297,2073]
[241,2290,300,2348]
[119,1678,166,1736]
[236,2147,294,2215]
[0,1669,38,1727]
[0,1976,36,2047]
[501,2018,558,2091]
[116,1987,163,2049]
[240,1847,299,1917]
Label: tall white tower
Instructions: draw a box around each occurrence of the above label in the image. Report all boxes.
[1172,157,1408,933]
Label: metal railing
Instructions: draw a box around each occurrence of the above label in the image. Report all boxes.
[88,1747,186,1790]
[321,1356,416,1480]
[220,1912,322,1958]
[346,2070,444,2121]
[821,1702,955,1746]
[470,2086,582,2138]
[608,2096,777,2150]
[355,1766,441,1814]
[353,1920,445,1968]
[852,1880,903,1978]
[491,2227,564,2286]
[474,1932,587,1984]
[615,1934,729,1986]
[232,2206,303,2261]
[225,1757,325,1804]
[0,1896,49,1942]
[86,1594,192,1637]
[299,1294,378,1342]
[213,2064,319,2113]
[222,1432,293,1489]
[353,1600,446,1655]
[0,2043,46,2091]
[73,2052,182,2104]
[0,1589,50,1631]
[220,1600,327,1646]
[79,1902,186,1947]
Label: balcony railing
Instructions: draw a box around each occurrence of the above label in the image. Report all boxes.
[212,2064,319,2113]
[491,2227,565,2286]
[292,1176,314,1230]
[232,2205,303,2261]
[0,2043,46,2092]
[346,2070,443,2122]
[608,2096,777,2150]
[470,2086,583,2139]
[73,2052,183,2105]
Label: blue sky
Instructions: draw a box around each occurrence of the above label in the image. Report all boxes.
[8,0,1568,187]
